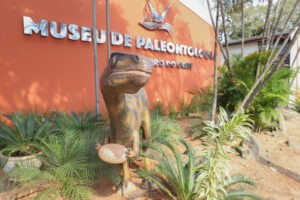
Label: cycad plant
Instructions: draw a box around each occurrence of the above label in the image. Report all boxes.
[53,111,102,134]
[0,112,51,156]
[1,124,120,200]
[1,129,94,200]
[138,108,261,200]
[137,138,202,200]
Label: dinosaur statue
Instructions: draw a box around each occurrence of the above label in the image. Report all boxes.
[100,52,154,186]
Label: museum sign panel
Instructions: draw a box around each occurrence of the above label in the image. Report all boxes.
[0,0,216,113]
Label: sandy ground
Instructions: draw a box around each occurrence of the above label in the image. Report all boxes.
[1,109,300,199]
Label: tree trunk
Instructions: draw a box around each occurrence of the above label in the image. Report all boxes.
[211,0,220,122]
[241,0,245,57]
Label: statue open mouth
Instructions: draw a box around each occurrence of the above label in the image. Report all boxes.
[108,69,151,79]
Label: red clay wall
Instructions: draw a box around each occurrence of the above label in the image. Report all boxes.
[0,0,215,114]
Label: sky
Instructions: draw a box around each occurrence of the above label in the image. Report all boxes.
[179,0,271,26]
[179,0,212,25]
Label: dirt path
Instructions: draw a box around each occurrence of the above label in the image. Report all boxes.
[244,109,300,199]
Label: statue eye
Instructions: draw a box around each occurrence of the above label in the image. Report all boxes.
[110,56,117,66]
[133,55,140,63]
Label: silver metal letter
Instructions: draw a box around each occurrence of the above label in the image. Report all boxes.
[188,47,195,57]
[96,30,106,44]
[23,16,48,36]
[144,38,154,50]
[167,42,175,53]
[182,45,188,55]
[160,40,167,52]
[136,36,145,48]
[111,32,123,45]
[198,49,203,58]
[124,34,132,47]
[50,21,67,39]
[153,40,161,51]
[175,44,183,55]
[68,24,80,40]
[81,26,92,42]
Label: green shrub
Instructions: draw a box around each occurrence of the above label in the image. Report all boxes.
[168,106,178,120]
[180,98,191,117]
[141,114,184,150]
[188,87,213,116]
[152,101,165,117]
[218,52,294,131]
[293,94,300,113]
[195,107,255,199]
[200,107,253,151]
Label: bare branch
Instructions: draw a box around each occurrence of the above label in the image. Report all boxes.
[206,0,216,30]
[260,0,272,52]
[267,0,300,65]
[256,0,273,80]
[206,0,228,62]
[219,0,233,76]
[266,0,281,50]
[267,14,300,69]
[269,0,287,48]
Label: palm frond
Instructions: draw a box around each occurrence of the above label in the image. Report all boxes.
[3,126,105,200]
[223,174,256,188]
[224,190,263,200]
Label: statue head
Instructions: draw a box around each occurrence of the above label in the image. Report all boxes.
[101,52,155,94]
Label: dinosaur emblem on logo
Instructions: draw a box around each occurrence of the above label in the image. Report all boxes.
[139,0,172,35]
